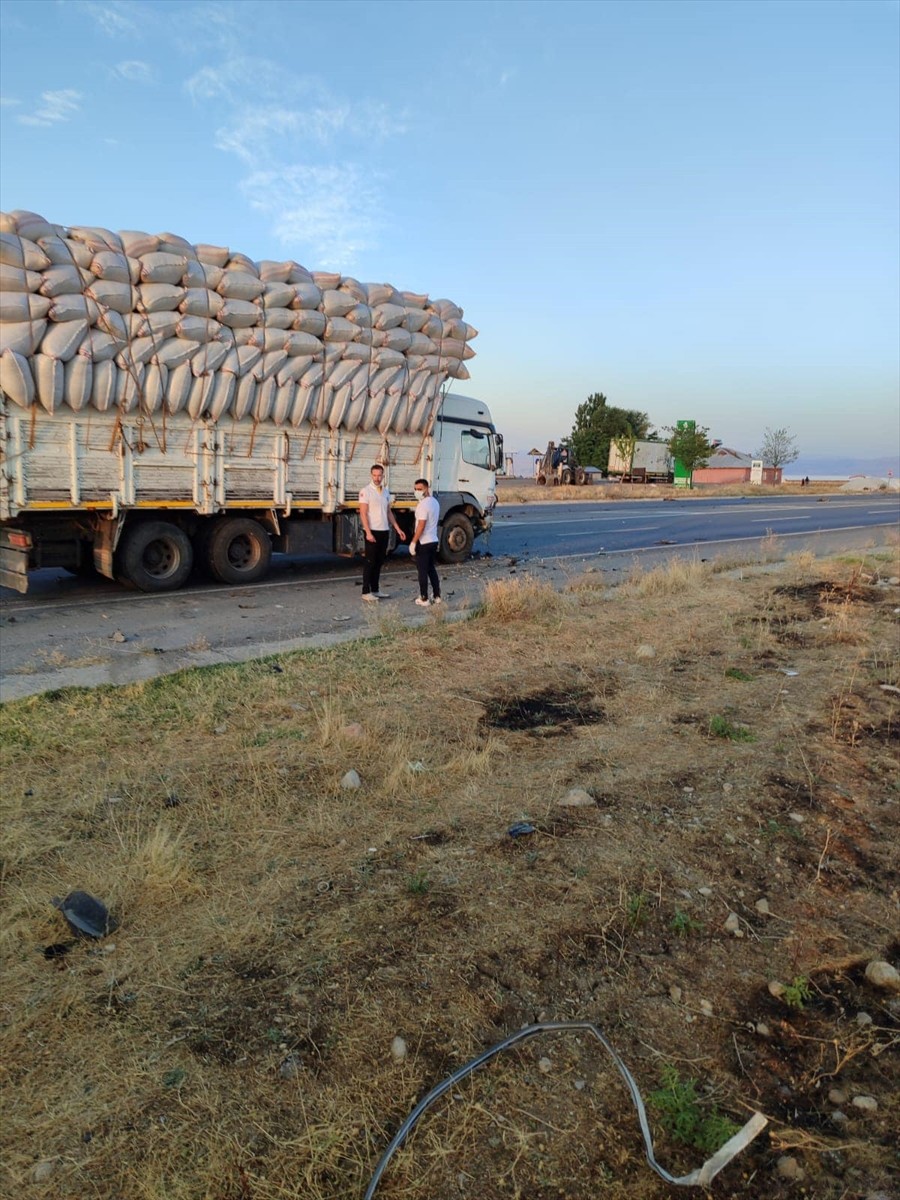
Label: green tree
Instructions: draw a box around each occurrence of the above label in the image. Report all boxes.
[568,393,650,474]
[611,430,638,474]
[666,423,712,488]
[755,426,799,470]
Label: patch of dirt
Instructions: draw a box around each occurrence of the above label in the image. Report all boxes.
[480,686,606,733]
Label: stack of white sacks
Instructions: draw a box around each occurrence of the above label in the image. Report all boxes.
[0,210,476,435]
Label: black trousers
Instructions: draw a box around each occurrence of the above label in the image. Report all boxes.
[362,530,390,594]
[415,541,440,599]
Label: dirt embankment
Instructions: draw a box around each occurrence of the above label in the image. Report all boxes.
[1,550,898,1199]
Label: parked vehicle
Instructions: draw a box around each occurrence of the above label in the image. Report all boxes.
[0,391,501,592]
[0,210,501,592]
[534,441,591,486]
[607,439,673,483]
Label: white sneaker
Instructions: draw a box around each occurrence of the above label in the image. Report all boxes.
[362,593,377,602]
[432,596,443,604]
[414,597,430,607]
[374,591,391,600]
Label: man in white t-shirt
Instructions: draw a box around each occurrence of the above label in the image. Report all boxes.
[359,463,406,600]
[409,477,441,607]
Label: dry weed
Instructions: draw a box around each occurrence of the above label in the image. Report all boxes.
[478,574,564,620]
[624,557,711,596]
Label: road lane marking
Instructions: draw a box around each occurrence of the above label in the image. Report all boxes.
[749,516,811,523]
[526,523,898,563]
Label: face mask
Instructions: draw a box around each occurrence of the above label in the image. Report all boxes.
[414,489,425,498]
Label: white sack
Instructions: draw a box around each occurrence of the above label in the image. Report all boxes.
[34,353,64,413]
[321,289,356,318]
[150,338,196,369]
[207,370,235,421]
[91,359,117,411]
[136,283,183,313]
[64,355,93,411]
[252,306,290,331]
[0,348,35,407]
[261,281,295,309]
[49,295,99,324]
[80,330,121,362]
[176,315,220,343]
[180,288,224,318]
[165,361,193,414]
[191,342,229,376]
[219,299,261,328]
[195,243,230,268]
[292,309,326,336]
[0,319,48,357]
[291,281,322,310]
[40,320,88,362]
[120,230,160,258]
[90,250,134,283]
[0,264,41,292]
[139,252,187,284]
[217,271,265,301]
[1,292,52,323]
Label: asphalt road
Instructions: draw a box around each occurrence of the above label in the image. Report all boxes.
[490,492,900,559]
[1,492,897,701]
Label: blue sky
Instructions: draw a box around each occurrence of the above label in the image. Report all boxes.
[1,0,898,472]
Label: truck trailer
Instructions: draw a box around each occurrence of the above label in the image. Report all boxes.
[607,439,673,483]
[0,211,501,593]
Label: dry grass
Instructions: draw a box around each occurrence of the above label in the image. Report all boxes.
[1,548,898,1200]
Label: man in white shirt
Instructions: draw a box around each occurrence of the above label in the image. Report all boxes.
[409,477,442,607]
[359,463,406,600]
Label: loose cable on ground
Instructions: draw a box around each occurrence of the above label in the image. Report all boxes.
[363,1019,768,1198]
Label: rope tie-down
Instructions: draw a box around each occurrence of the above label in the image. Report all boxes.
[364,1020,768,1198]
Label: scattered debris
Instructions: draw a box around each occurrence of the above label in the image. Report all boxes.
[390,1037,408,1062]
[851,1095,878,1112]
[340,769,361,790]
[636,644,656,659]
[507,822,536,838]
[51,891,116,939]
[362,1020,767,1199]
[776,1155,805,1181]
[111,630,127,643]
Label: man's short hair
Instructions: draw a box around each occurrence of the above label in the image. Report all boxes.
[414,478,429,489]
[370,463,385,473]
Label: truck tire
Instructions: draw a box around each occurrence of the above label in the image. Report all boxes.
[206,517,272,585]
[561,467,573,485]
[438,512,474,564]
[536,473,548,486]
[575,467,587,485]
[117,521,193,592]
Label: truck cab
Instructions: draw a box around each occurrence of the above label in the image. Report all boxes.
[430,393,503,561]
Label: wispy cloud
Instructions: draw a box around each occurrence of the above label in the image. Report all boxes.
[185,55,406,268]
[79,0,142,37]
[0,96,22,107]
[17,89,82,127]
[113,59,154,83]
[241,164,383,270]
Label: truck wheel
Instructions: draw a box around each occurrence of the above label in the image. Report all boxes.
[438,512,474,564]
[536,473,548,486]
[117,521,193,592]
[561,467,573,485]
[206,518,272,585]
[575,468,587,485]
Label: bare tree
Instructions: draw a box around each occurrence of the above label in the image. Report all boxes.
[755,427,799,469]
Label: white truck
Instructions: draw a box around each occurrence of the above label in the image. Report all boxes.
[607,438,673,483]
[0,211,502,592]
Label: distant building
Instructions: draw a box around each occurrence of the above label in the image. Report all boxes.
[692,447,782,485]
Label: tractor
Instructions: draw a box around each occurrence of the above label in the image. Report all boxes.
[535,441,589,486]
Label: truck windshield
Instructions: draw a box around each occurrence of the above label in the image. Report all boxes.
[461,429,493,470]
